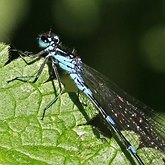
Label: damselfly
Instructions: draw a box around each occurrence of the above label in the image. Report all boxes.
[8,31,165,165]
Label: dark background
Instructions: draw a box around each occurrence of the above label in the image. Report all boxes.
[1,0,165,113]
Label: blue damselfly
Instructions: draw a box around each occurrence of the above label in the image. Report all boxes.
[8,32,165,165]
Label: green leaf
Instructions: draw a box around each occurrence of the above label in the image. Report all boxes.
[0,43,164,165]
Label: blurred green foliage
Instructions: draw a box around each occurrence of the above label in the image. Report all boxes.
[0,0,29,41]
[0,0,165,112]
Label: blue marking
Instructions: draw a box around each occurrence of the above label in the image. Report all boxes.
[54,54,80,74]
[128,146,137,154]
[55,54,73,64]
[106,115,116,125]
[58,62,73,73]
[70,73,93,96]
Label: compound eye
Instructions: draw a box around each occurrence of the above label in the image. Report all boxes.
[41,36,49,43]
[38,35,49,48]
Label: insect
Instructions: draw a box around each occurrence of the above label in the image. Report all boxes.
[8,31,165,164]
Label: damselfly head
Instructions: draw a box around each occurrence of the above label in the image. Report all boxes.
[38,33,60,48]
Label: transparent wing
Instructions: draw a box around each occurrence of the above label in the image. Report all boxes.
[81,63,165,152]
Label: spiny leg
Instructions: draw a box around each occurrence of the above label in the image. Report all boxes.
[11,49,41,65]
[32,55,50,83]
[7,55,50,83]
[52,62,62,92]
[41,62,63,120]
[41,90,62,120]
